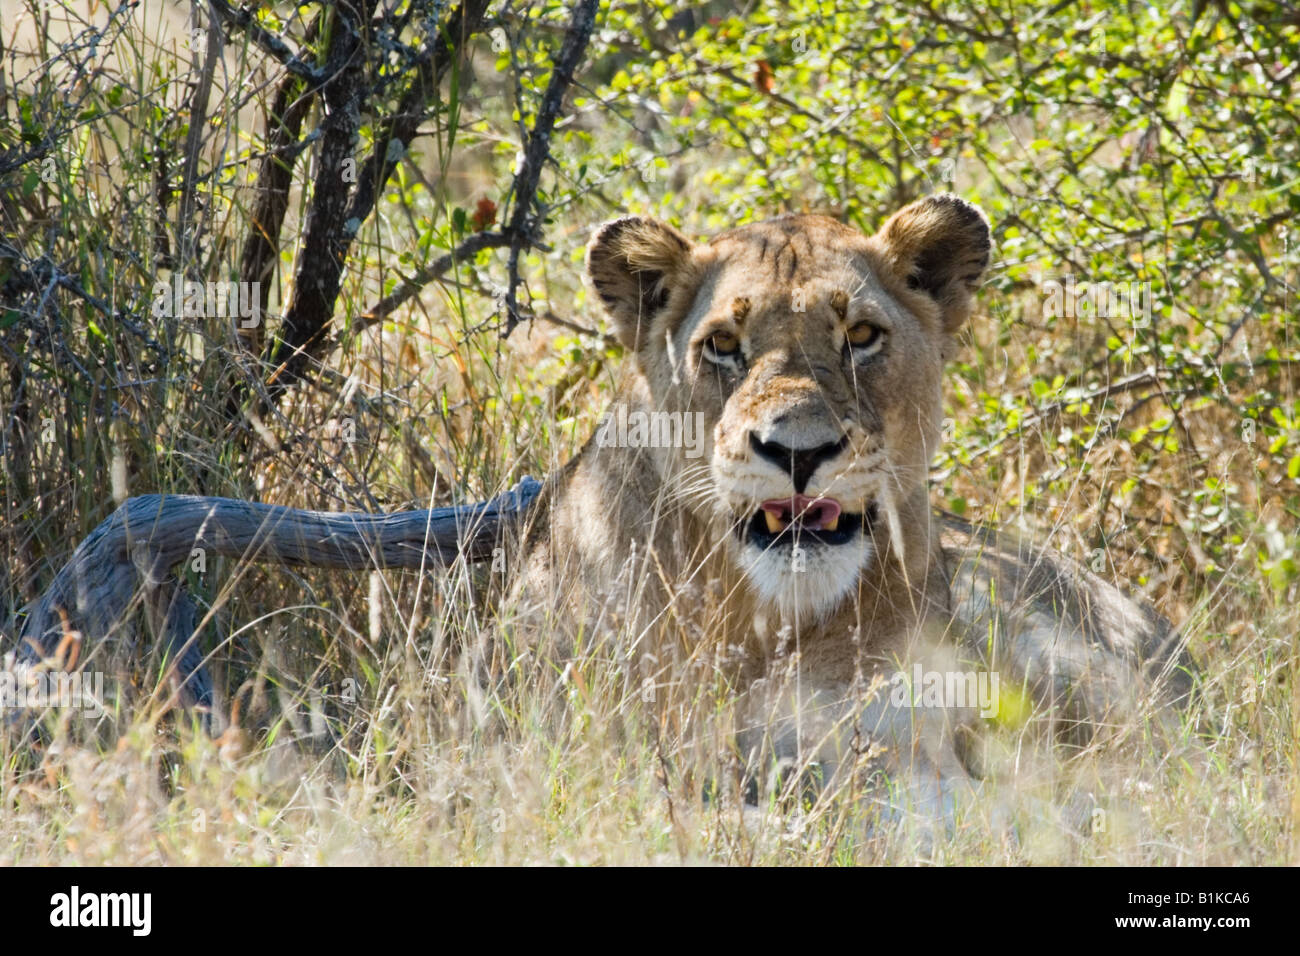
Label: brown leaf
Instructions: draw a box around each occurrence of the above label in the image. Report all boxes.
[472,197,498,232]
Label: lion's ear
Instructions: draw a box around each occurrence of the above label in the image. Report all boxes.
[586,216,694,351]
[871,194,992,334]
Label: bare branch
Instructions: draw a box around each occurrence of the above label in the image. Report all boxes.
[265,0,490,392]
[236,65,316,357]
[346,230,512,338]
[344,0,493,235]
[209,0,325,85]
[175,4,224,273]
[502,0,600,337]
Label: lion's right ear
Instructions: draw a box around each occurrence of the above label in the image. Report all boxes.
[870,194,992,335]
[586,216,694,352]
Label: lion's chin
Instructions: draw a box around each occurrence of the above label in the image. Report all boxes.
[736,533,874,622]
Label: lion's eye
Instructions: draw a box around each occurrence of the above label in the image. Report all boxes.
[703,331,741,363]
[845,323,884,357]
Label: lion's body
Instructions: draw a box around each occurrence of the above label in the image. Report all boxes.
[511,199,1192,818]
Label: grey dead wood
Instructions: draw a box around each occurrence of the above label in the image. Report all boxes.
[12,477,543,730]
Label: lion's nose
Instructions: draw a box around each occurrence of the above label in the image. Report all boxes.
[749,433,847,494]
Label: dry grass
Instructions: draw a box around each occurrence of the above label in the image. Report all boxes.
[3,301,1294,865]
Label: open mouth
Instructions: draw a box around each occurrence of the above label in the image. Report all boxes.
[739,495,876,548]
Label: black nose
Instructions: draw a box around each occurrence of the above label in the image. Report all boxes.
[749,433,848,493]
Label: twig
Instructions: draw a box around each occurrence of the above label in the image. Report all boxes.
[344,0,492,237]
[236,14,322,354]
[345,230,513,338]
[175,3,223,275]
[209,0,326,84]
[502,0,600,337]
[711,66,893,180]
[535,310,616,346]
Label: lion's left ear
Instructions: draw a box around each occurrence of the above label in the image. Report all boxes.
[870,194,992,334]
[586,216,695,352]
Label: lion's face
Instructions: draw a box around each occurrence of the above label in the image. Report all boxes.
[586,196,991,620]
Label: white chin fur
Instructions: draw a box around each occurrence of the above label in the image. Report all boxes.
[739,535,873,621]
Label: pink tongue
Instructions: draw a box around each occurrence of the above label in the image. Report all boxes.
[760,494,842,529]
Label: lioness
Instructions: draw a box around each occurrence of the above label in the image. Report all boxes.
[9,194,1191,827]
[514,195,1192,820]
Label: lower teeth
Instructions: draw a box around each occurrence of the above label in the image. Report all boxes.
[759,513,844,534]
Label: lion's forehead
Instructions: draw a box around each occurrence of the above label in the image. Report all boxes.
[706,216,871,287]
[684,219,908,329]
[706,214,864,252]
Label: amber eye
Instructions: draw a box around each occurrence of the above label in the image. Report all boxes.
[845,323,883,356]
[847,323,879,346]
[703,330,741,363]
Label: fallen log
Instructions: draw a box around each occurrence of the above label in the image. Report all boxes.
[10,476,544,727]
